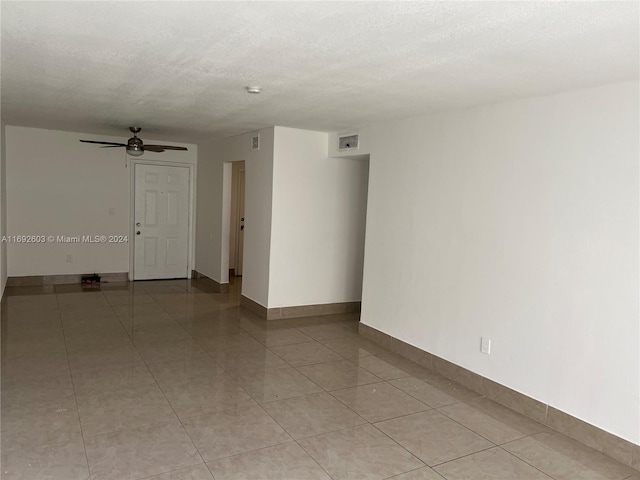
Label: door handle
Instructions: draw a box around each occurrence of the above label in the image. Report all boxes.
[136,231,141,235]
[240,225,244,231]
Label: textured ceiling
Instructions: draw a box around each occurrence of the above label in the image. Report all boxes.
[1,1,638,143]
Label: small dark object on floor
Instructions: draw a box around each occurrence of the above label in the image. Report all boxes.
[81,274,101,289]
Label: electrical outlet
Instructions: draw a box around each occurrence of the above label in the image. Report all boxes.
[66,254,72,263]
[481,337,491,355]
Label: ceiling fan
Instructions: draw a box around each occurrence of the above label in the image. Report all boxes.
[80,127,188,157]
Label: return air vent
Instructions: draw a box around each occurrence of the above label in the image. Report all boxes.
[338,134,359,151]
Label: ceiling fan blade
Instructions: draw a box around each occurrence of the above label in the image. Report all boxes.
[144,145,188,151]
[100,145,126,148]
[143,146,165,152]
[80,140,128,146]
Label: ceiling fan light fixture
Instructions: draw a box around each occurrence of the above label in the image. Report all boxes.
[246,86,261,94]
[127,145,144,156]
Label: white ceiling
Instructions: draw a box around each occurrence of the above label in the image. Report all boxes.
[1,1,638,143]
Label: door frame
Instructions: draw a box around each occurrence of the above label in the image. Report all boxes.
[128,159,195,281]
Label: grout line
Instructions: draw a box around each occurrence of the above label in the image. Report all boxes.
[113,286,211,470]
[497,445,557,479]
[54,290,95,478]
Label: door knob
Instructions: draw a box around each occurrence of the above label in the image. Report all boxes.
[136,231,141,235]
[136,222,141,227]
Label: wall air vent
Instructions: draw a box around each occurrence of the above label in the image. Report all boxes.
[338,134,359,151]
[251,134,260,150]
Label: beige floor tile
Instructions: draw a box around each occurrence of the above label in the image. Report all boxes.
[146,355,226,386]
[143,464,215,479]
[64,329,133,354]
[238,366,323,403]
[57,295,110,311]
[294,322,354,341]
[2,279,633,480]
[71,361,157,398]
[207,442,331,480]
[238,317,290,331]
[61,315,126,336]
[332,382,430,422]
[105,293,156,306]
[198,332,266,354]
[58,301,112,315]
[248,327,315,347]
[117,312,177,331]
[213,348,289,376]
[321,334,389,359]
[181,318,243,337]
[77,384,177,437]
[1,371,75,410]
[269,342,344,366]
[112,302,169,320]
[85,420,201,480]
[298,424,424,480]
[437,398,548,445]
[160,375,256,419]
[182,404,291,461]
[297,360,382,390]
[1,349,70,378]
[389,376,461,408]
[263,391,366,439]
[60,306,119,325]
[503,432,637,480]
[0,437,89,480]
[1,396,82,451]
[140,284,189,295]
[129,322,192,346]
[434,447,552,479]
[417,371,483,403]
[375,410,494,466]
[56,291,106,303]
[388,467,445,479]
[354,354,430,380]
[67,342,144,372]
[5,293,58,307]
[1,335,67,358]
[136,338,210,364]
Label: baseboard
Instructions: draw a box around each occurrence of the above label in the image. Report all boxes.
[191,270,229,293]
[6,272,128,286]
[358,323,640,471]
[268,301,361,320]
[240,295,268,317]
[240,297,361,320]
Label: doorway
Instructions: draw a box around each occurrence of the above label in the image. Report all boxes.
[229,161,245,276]
[133,163,190,280]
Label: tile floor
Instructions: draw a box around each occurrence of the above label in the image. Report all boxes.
[1,278,637,480]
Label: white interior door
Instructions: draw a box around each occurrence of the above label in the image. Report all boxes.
[236,168,246,276]
[134,164,190,280]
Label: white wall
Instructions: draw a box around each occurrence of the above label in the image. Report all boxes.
[0,121,7,295]
[360,81,639,444]
[5,127,197,277]
[195,128,274,306]
[269,127,368,308]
